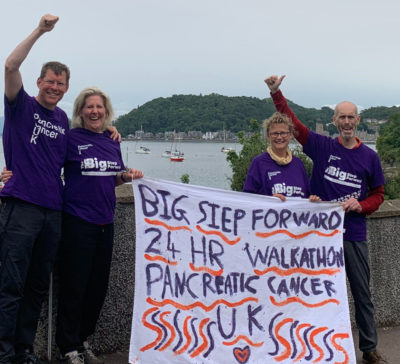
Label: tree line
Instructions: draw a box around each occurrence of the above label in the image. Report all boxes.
[114,93,399,136]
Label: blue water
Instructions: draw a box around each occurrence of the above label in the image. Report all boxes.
[0,139,240,190]
[122,140,240,190]
[0,138,377,191]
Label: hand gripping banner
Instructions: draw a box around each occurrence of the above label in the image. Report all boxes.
[129,178,355,364]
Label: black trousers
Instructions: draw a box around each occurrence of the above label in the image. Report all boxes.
[0,198,61,362]
[56,213,114,355]
[343,240,377,353]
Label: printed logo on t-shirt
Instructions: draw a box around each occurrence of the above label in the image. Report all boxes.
[30,113,66,145]
[328,154,341,163]
[267,171,281,180]
[324,165,362,189]
[80,157,122,176]
[272,183,305,197]
[77,144,93,155]
[330,190,361,203]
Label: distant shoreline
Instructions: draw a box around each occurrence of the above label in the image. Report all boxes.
[122,138,238,143]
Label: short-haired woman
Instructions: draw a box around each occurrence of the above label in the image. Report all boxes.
[243,112,319,202]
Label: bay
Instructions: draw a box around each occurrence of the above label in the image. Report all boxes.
[0,138,377,191]
[122,140,240,190]
[0,139,240,190]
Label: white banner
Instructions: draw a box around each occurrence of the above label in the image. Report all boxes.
[129,178,355,364]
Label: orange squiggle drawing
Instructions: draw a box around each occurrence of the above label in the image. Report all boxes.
[158,311,176,352]
[189,263,223,276]
[256,229,340,239]
[254,266,341,276]
[190,318,210,358]
[331,333,350,364]
[310,327,328,363]
[270,296,340,308]
[174,316,192,355]
[145,218,192,232]
[274,318,294,362]
[140,307,163,352]
[147,297,258,312]
[294,323,311,362]
[144,254,178,266]
[223,335,264,348]
[196,225,241,245]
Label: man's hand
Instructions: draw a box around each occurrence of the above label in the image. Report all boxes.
[107,126,122,142]
[38,14,59,33]
[1,167,13,184]
[341,198,362,213]
[264,75,285,94]
[309,195,322,202]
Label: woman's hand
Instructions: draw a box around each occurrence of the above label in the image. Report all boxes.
[272,193,286,202]
[122,168,144,182]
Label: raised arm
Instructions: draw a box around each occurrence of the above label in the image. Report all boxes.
[264,75,309,146]
[4,14,59,102]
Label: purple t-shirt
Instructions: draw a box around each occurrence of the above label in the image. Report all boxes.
[1,87,68,210]
[304,131,385,241]
[243,152,310,198]
[63,128,125,224]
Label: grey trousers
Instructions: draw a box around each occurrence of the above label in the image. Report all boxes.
[343,239,377,353]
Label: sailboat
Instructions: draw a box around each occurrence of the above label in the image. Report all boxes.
[221,125,233,153]
[135,125,151,154]
[170,133,184,162]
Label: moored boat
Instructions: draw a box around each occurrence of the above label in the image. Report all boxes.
[136,146,151,154]
[170,151,184,162]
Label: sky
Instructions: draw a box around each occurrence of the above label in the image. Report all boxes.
[1,0,400,118]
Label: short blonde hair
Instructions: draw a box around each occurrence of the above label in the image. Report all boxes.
[71,87,114,130]
[263,112,293,135]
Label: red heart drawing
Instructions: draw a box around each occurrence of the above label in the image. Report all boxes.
[233,345,250,363]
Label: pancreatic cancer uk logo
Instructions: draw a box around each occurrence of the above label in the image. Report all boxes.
[30,113,66,145]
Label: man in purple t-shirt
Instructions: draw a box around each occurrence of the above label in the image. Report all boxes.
[0,15,69,364]
[265,75,386,364]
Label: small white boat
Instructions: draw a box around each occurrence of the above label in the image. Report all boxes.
[221,124,233,153]
[161,150,171,158]
[221,146,234,153]
[136,146,151,154]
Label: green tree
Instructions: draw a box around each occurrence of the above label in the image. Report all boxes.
[226,119,267,191]
[376,113,400,165]
[383,171,400,200]
[180,174,190,184]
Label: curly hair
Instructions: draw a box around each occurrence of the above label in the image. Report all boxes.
[263,112,294,135]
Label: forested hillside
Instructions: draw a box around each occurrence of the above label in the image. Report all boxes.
[111,93,396,136]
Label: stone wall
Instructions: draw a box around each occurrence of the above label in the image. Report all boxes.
[34,185,400,357]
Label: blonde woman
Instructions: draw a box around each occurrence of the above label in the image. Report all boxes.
[56,87,143,364]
